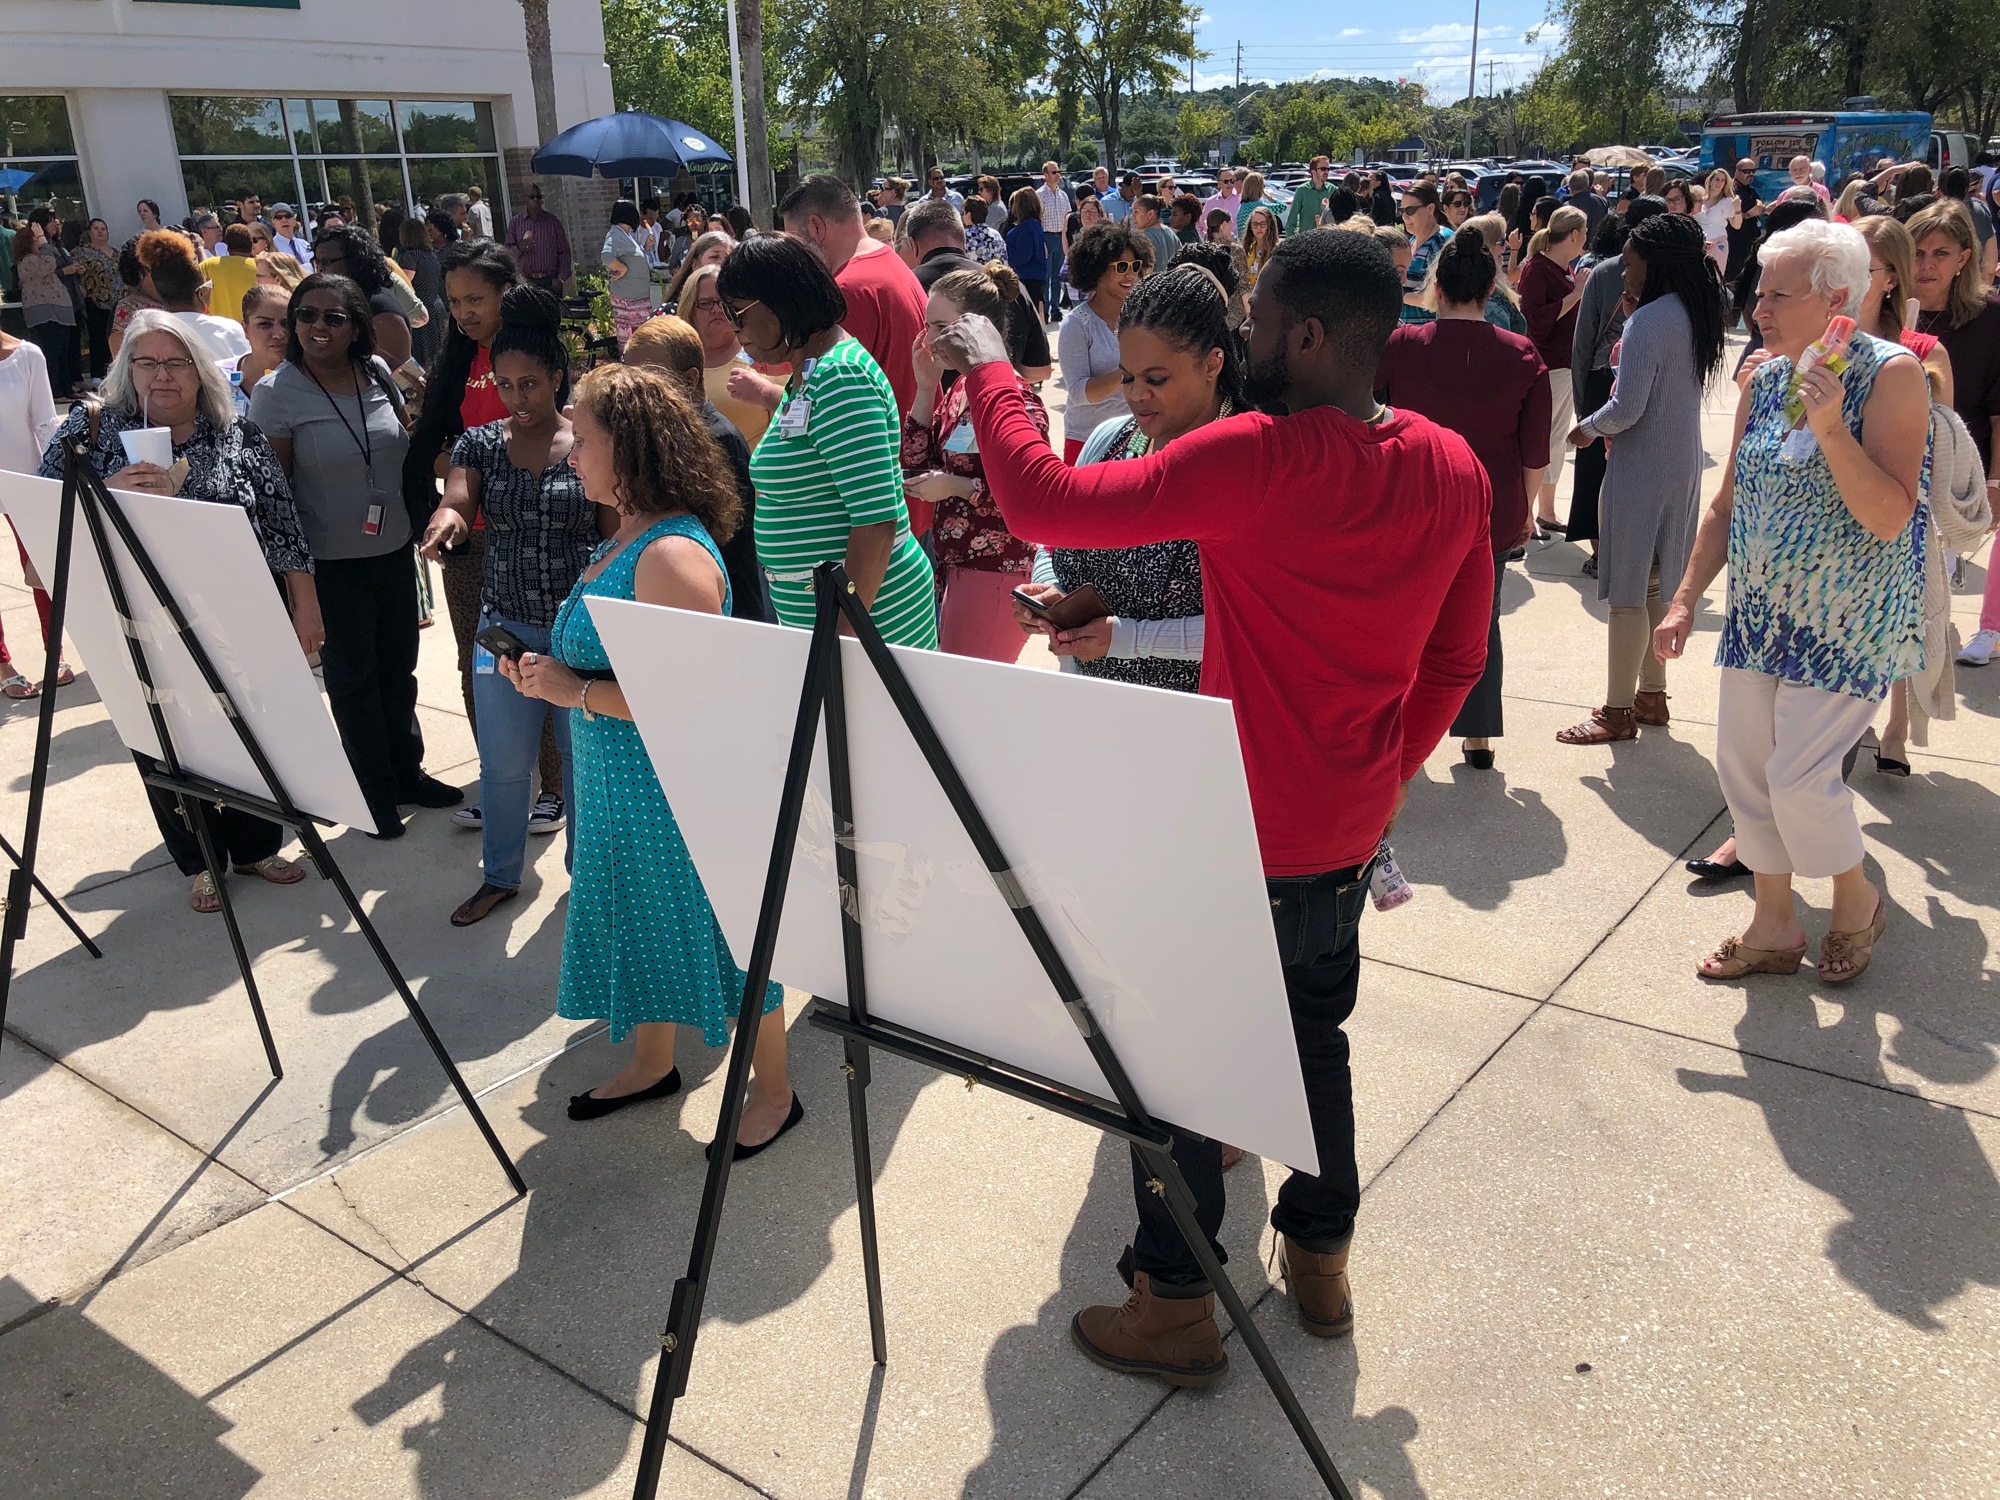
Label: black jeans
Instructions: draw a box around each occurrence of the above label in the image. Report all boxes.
[1129,862,1370,1294]
[26,321,69,397]
[1567,365,1615,544]
[133,753,284,876]
[316,548,425,815]
[1451,553,1507,739]
[528,274,562,295]
[83,301,112,380]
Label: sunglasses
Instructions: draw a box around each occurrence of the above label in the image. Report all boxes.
[1106,259,1144,274]
[294,307,352,328]
[722,297,762,329]
[1398,204,1424,216]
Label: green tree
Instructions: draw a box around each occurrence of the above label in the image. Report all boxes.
[1175,99,1227,165]
[1051,0,1200,169]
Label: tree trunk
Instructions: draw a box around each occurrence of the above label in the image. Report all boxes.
[1841,0,1874,101]
[1057,84,1079,160]
[737,0,774,228]
[519,0,560,144]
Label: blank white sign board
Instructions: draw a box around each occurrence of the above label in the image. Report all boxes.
[590,597,1317,1175]
[1,470,377,834]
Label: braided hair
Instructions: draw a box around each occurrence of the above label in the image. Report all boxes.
[1626,211,1727,386]
[489,284,572,406]
[1117,261,1247,412]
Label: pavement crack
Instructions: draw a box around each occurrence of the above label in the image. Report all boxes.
[326,1175,405,1267]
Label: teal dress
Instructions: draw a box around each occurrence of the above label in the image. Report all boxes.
[551,514,783,1043]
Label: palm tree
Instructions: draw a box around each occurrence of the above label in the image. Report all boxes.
[520,0,560,144]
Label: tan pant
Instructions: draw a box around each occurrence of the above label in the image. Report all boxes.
[1606,566,1667,709]
[1717,667,1879,877]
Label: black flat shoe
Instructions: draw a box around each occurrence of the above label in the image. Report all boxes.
[568,1067,682,1121]
[1874,752,1912,778]
[450,881,519,926]
[1579,555,1598,578]
[1535,517,1567,536]
[364,804,406,839]
[1462,742,1495,770]
[705,1092,804,1161]
[401,775,466,809]
[1686,857,1751,882]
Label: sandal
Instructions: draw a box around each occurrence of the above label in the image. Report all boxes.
[1697,934,1806,980]
[1819,899,1887,985]
[1556,706,1637,745]
[234,854,307,885]
[51,662,74,689]
[450,881,519,927]
[1,671,39,700]
[1632,690,1670,727]
[189,871,222,914]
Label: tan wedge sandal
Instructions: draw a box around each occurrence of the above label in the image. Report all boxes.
[1818,900,1887,985]
[1697,934,1806,980]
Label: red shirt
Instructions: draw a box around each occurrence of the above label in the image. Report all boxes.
[460,345,510,428]
[836,243,928,416]
[1377,319,1549,554]
[1518,254,1578,370]
[963,363,1494,874]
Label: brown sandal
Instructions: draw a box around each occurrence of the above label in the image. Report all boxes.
[1632,690,1670,726]
[234,854,307,884]
[188,871,222,914]
[1556,706,1637,745]
[1697,934,1806,980]
[1819,899,1887,985]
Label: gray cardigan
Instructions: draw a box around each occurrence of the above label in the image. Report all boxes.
[1575,293,1704,608]
[1570,252,1626,409]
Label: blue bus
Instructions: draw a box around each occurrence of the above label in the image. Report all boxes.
[1699,111,1930,203]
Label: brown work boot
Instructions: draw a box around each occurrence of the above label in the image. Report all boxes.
[1633,690,1671,726]
[1279,1234,1354,1338]
[1071,1272,1228,1388]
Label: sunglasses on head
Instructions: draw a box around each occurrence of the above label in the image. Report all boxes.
[294,307,352,328]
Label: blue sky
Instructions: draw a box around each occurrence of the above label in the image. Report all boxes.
[1184,2,1564,102]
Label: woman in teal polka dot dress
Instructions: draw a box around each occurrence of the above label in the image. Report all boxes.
[507,365,802,1155]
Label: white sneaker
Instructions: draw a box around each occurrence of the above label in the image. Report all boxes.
[528,793,565,835]
[452,803,483,828]
[1957,629,1999,667]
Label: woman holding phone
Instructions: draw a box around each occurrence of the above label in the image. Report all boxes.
[420,287,599,926]
[505,364,799,1153]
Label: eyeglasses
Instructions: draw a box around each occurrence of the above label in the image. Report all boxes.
[129,356,197,376]
[694,296,726,313]
[722,297,762,329]
[293,307,352,328]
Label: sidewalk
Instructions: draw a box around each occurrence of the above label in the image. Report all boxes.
[1,348,1996,1498]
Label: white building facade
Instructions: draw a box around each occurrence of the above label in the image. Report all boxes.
[0,0,615,237]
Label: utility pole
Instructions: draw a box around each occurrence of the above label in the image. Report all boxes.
[1236,42,1242,91]
[1189,54,1195,95]
[1464,0,1480,158]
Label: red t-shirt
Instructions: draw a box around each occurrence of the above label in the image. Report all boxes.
[836,243,928,417]
[459,345,510,528]
[1377,319,1550,554]
[963,362,1494,874]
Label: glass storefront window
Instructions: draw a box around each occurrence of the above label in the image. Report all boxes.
[171,97,288,156]
[178,97,504,234]
[1,98,85,221]
[0,97,76,158]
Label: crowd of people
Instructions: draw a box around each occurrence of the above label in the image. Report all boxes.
[0,135,1992,1392]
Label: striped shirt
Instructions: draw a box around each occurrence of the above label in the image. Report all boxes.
[747,338,939,648]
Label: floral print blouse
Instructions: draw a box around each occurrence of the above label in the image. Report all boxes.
[899,373,1044,573]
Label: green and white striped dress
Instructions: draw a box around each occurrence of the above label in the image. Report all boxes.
[747,337,939,648]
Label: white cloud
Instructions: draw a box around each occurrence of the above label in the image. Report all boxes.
[1340,27,1367,36]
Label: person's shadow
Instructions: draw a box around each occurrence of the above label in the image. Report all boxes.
[1401,766,1567,911]
[349,1011,930,1498]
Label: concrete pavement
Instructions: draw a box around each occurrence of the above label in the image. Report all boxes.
[1,339,1996,1497]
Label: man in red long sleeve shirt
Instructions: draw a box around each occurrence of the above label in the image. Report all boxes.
[936,229,1493,1385]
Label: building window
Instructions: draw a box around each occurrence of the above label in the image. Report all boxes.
[0,95,86,223]
[172,96,503,231]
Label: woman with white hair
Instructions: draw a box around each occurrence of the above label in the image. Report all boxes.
[1656,218,1929,984]
[36,310,321,913]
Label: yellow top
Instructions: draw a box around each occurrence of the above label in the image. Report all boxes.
[704,360,772,449]
[199,253,260,324]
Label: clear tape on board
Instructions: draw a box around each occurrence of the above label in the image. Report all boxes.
[797,781,933,946]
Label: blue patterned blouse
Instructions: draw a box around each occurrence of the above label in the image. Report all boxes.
[1717,332,1928,702]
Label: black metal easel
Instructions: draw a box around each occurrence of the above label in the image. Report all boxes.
[0,444,523,1196]
[630,562,1351,1499]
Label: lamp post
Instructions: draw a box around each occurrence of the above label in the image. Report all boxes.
[724,0,751,211]
[1465,0,1481,159]
[1231,87,1267,168]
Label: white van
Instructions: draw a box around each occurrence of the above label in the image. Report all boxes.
[1930,130,1982,173]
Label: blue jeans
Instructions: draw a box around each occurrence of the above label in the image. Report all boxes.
[1043,232,1064,316]
[471,612,574,890]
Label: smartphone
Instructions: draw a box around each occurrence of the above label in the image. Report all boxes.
[1011,583,1110,632]
[475,623,530,660]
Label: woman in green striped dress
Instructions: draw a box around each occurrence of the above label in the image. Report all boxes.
[716,235,938,647]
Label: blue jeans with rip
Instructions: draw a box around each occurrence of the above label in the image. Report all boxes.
[471,611,574,890]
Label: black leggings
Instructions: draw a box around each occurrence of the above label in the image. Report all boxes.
[315,548,425,817]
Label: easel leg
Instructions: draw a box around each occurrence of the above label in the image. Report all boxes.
[1137,1142,1354,1500]
[181,793,283,1080]
[296,825,524,1197]
[0,830,102,958]
[841,1036,889,1365]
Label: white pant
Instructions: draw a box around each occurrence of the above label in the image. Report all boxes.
[1545,370,1575,469]
[1716,668,1879,878]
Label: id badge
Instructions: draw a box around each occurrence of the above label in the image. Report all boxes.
[363,502,384,537]
[778,395,812,438]
[942,420,978,455]
[473,642,497,675]
[1779,426,1818,465]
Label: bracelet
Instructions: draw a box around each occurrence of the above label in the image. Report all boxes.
[579,679,596,721]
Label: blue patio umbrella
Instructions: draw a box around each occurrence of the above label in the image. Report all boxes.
[531,110,732,179]
[0,167,35,194]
